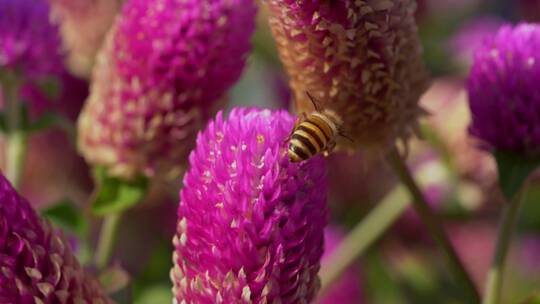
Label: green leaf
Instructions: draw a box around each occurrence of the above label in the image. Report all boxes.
[522,292,540,304]
[134,285,172,304]
[494,150,540,200]
[41,199,88,236]
[91,167,149,216]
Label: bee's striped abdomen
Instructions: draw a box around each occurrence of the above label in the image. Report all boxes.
[288,112,336,162]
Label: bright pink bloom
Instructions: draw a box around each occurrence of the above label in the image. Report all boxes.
[172,108,328,303]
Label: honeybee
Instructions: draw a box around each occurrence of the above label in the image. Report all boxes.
[287,92,351,163]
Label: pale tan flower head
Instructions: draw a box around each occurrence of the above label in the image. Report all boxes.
[266,0,430,153]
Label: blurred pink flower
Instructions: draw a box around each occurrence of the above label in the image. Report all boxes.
[172,108,328,303]
[420,78,497,194]
[518,235,540,275]
[78,0,257,180]
[48,0,125,78]
[0,71,91,209]
[0,173,111,303]
[448,16,503,68]
[318,227,363,304]
[449,222,496,288]
[0,0,63,80]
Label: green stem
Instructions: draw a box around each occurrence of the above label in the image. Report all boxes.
[483,190,526,304]
[2,73,27,189]
[387,147,480,303]
[6,130,28,189]
[95,213,123,270]
[318,185,410,297]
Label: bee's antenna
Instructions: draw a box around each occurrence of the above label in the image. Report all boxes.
[339,131,354,143]
[306,91,322,112]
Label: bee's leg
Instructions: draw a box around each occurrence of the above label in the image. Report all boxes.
[338,126,354,142]
[323,140,337,157]
[284,114,305,144]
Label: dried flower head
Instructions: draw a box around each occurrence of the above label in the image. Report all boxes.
[265,0,429,152]
[48,0,125,78]
[0,173,110,303]
[0,0,63,79]
[468,23,540,156]
[171,108,328,303]
[78,0,256,180]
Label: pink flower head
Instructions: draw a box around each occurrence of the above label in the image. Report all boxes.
[78,0,257,180]
[0,0,63,80]
[0,173,110,303]
[468,23,540,156]
[171,108,328,303]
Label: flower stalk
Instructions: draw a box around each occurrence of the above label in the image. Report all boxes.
[319,184,410,296]
[95,212,123,270]
[5,130,28,190]
[2,73,28,189]
[483,189,526,304]
[387,146,480,303]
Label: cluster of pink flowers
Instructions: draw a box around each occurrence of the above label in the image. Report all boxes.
[8,0,540,302]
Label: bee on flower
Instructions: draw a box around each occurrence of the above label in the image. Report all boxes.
[288,92,351,163]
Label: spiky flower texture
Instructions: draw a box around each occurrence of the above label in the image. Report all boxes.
[0,173,110,303]
[266,0,429,152]
[78,0,256,180]
[468,23,540,156]
[171,108,328,303]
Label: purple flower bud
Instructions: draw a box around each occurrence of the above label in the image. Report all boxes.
[78,0,256,180]
[171,108,328,303]
[0,0,63,79]
[0,173,111,303]
[468,23,540,155]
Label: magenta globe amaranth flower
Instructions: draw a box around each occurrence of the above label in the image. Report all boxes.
[0,173,110,303]
[468,23,540,155]
[78,0,256,180]
[171,108,328,303]
[0,0,63,79]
